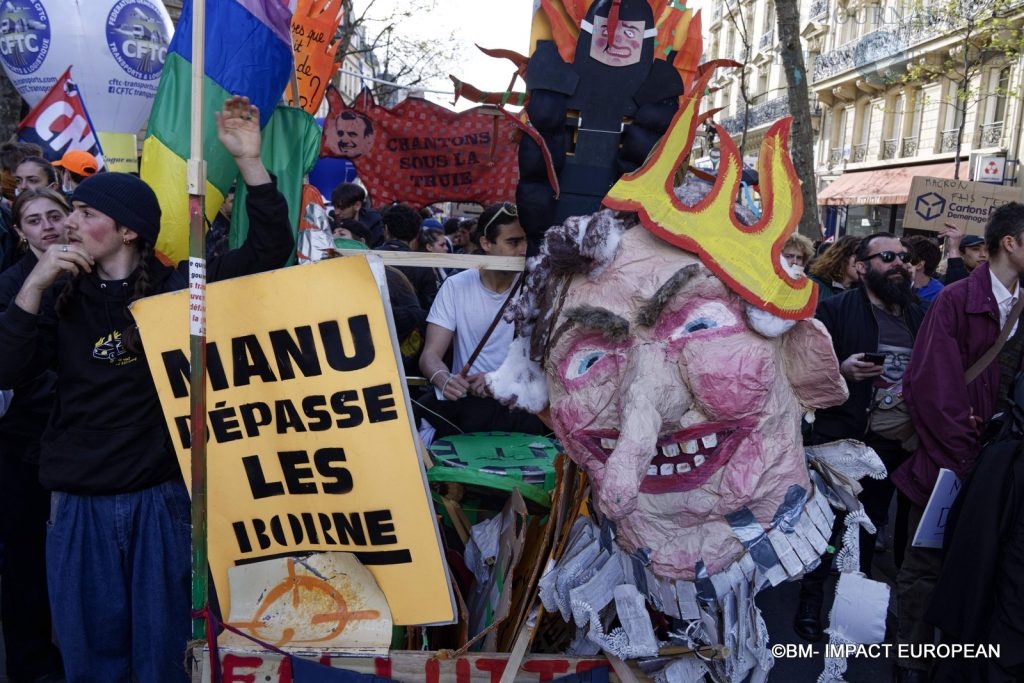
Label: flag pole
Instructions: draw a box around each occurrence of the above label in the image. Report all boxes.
[187,0,210,643]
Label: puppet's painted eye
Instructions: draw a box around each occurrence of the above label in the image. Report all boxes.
[668,302,737,341]
[567,350,605,379]
[684,318,716,333]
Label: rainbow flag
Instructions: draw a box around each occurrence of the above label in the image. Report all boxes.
[141,0,294,263]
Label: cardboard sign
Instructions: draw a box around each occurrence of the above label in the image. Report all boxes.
[131,257,455,625]
[319,86,520,209]
[903,176,1024,236]
[286,0,344,114]
[912,468,961,549]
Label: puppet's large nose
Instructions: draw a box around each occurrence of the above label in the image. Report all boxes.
[597,342,690,519]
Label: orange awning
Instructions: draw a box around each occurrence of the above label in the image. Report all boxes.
[817,162,959,205]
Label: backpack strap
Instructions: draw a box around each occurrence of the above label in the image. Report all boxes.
[965,294,1024,385]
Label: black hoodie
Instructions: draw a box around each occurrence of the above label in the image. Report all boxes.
[0,180,294,494]
[0,250,56,464]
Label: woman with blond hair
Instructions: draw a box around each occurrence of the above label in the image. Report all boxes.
[781,232,815,272]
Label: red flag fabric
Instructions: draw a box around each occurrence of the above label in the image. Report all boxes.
[16,67,105,168]
[320,87,519,209]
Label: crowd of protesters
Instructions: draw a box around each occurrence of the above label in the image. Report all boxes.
[782,218,1024,682]
[2,99,1024,681]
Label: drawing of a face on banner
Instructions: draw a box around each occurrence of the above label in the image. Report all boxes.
[0,0,172,134]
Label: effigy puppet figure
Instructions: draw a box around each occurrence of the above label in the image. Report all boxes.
[487,74,888,680]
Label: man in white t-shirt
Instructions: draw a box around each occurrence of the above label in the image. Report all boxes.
[419,202,547,436]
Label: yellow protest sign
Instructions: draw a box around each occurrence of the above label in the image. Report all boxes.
[131,257,455,625]
[96,132,139,174]
[286,0,344,114]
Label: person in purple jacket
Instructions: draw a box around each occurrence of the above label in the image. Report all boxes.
[896,202,1024,681]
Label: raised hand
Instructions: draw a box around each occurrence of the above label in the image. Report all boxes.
[215,95,261,160]
[215,95,271,186]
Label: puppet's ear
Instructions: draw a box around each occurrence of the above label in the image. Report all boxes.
[782,318,848,409]
[486,336,550,414]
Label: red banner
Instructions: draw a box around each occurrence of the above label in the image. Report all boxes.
[16,67,105,167]
[319,86,519,209]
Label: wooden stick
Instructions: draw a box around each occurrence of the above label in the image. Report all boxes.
[335,249,525,272]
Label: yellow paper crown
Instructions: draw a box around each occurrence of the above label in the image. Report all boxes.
[603,70,816,320]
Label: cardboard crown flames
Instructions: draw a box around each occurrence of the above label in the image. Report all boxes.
[488,69,848,582]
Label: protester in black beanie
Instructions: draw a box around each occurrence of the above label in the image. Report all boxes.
[71,173,162,246]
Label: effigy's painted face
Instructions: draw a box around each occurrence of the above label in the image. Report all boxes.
[546,228,842,579]
[589,16,645,66]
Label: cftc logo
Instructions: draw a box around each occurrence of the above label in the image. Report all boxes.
[0,0,50,76]
[106,0,169,81]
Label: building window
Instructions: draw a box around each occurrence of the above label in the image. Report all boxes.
[763,0,775,35]
[946,79,966,132]
[987,65,1010,125]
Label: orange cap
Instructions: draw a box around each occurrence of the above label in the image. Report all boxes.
[54,150,99,176]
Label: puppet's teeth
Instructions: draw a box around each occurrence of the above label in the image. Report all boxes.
[694,454,706,468]
[662,443,680,457]
[676,463,692,474]
[683,440,699,455]
[601,438,617,450]
[648,465,659,476]
[660,464,674,476]
[701,433,718,449]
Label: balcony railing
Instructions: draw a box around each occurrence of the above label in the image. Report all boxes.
[812,16,946,83]
[940,129,960,153]
[720,95,791,133]
[980,121,1004,147]
[809,0,828,21]
[882,139,898,160]
[852,143,867,162]
[759,30,775,51]
[902,136,919,157]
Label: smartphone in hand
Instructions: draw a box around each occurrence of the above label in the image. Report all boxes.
[862,352,887,366]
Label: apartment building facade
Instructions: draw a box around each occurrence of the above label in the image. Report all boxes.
[813,0,1024,235]
[703,0,1024,236]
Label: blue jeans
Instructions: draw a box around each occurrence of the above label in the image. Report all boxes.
[47,478,191,682]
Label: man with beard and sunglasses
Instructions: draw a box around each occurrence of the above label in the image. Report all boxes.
[792,233,927,643]
[891,203,1024,681]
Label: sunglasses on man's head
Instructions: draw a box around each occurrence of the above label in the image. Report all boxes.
[481,201,518,236]
[860,250,911,264]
